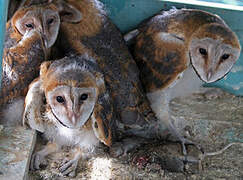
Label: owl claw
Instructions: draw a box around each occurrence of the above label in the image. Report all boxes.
[179,137,204,155]
[167,122,204,155]
[30,151,47,170]
[59,158,79,177]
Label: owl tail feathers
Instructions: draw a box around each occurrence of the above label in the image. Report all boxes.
[0,98,24,126]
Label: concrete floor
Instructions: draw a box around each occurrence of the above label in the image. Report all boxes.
[28,88,243,179]
[0,127,36,180]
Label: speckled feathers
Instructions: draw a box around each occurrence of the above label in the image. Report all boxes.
[134,9,241,92]
[24,56,113,146]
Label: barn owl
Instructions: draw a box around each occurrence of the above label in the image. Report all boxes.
[0,0,81,125]
[127,8,241,154]
[48,0,181,157]
[7,0,65,20]
[23,55,114,177]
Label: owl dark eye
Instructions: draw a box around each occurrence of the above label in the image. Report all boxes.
[47,18,54,25]
[25,23,34,28]
[221,54,230,61]
[56,96,65,103]
[80,93,88,101]
[199,48,207,56]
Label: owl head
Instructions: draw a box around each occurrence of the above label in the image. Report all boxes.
[189,23,241,83]
[23,55,113,146]
[42,59,101,129]
[12,0,82,48]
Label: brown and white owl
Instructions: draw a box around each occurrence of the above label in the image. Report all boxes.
[23,55,114,176]
[0,0,81,125]
[128,8,241,154]
[7,0,48,20]
[49,0,180,157]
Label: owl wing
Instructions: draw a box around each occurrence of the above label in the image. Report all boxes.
[91,92,115,147]
[1,30,46,105]
[134,32,189,92]
[23,77,45,132]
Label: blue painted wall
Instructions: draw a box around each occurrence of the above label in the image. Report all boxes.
[200,0,243,6]
[0,0,9,87]
[101,0,243,95]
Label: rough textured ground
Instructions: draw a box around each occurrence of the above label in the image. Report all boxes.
[29,88,243,180]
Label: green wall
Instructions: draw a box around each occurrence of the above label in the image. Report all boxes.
[0,0,9,87]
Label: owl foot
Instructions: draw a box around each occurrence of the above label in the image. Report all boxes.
[167,122,203,155]
[30,151,48,170]
[30,142,59,170]
[59,148,82,177]
[59,158,79,177]
[179,137,204,155]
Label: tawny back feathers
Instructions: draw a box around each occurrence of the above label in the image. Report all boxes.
[134,9,241,92]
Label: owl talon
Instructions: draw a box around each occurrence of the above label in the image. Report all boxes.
[30,151,47,170]
[59,158,79,176]
[179,137,204,155]
[60,157,69,166]
[181,141,187,155]
[68,171,76,177]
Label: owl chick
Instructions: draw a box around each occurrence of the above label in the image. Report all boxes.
[50,0,175,156]
[0,0,81,125]
[7,0,49,20]
[129,9,241,154]
[23,55,114,177]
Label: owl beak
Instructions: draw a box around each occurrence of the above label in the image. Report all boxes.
[42,35,49,49]
[206,70,213,81]
[70,114,79,126]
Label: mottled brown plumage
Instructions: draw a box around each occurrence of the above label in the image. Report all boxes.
[130,8,241,154]
[134,9,240,92]
[0,0,82,125]
[7,0,51,20]
[0,4,56,126]
[52,0,167,143]
[23,56,115,176]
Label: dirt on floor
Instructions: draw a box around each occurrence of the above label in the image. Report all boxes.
[29,88,243,180]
